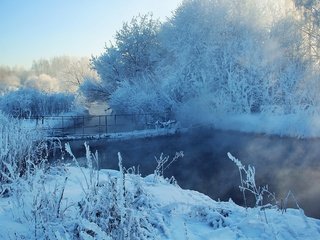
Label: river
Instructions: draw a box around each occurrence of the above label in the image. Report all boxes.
[63,127,320,219]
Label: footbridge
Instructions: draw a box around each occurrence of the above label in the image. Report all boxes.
[24,113,177,141]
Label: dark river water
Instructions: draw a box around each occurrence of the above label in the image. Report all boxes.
[62,127,320,219]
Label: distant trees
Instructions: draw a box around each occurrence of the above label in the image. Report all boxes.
[0,56,97,94]
[0,56,93,118]
[31,56,98,92]
[0,88,76,117]
[81,0,320,121]
[0,66,28,93]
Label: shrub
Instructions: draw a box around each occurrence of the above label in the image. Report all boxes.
[0,112,45,196]
[0,88,76,118]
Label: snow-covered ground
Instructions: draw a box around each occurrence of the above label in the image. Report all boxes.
[0,165,319,239]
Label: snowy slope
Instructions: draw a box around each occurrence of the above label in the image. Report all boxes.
[0,166,319,240]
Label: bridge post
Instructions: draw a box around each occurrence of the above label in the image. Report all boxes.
[82,116,85,135]
[62,116,65,136]
[73,117,76,135]
[98,115,101,137]
[105,115,108,134]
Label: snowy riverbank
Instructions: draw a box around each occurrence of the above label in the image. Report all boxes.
[0,164,319,239]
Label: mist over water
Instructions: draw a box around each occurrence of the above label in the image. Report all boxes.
[66,127,320,219]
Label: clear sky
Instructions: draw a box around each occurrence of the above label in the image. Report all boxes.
[0,0,182,68]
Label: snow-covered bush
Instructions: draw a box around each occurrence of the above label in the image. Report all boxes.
[0,112,45,196]
[0,88,76,118]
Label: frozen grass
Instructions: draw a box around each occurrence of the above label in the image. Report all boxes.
[0,112,46,196]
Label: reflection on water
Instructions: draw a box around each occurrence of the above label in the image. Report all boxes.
[64,127,320,219]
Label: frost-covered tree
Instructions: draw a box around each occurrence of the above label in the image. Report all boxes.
[89,14,164,102]
[79,77,110,103]
[85,0,320,120]
[293,0,320,63]
[161,0,318,116]
[160,0,273,114]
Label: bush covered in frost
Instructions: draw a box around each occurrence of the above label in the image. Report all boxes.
[0,88,76,118]
[0,112,45,196]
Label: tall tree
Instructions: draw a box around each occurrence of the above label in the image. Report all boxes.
[90,14,163,100]
[294,0,320,63]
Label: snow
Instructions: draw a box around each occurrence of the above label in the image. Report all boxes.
[0,166,319,239]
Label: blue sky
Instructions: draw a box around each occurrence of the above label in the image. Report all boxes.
[0,0,182,68]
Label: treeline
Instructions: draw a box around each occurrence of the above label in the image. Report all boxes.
[81,0,320,123]
[0,56,97,93]
[0,88,75,118]
[0,56,97,117]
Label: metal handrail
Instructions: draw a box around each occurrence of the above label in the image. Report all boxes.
[19,113,172,137]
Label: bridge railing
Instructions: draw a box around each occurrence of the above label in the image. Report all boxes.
[22,113,173,137]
